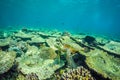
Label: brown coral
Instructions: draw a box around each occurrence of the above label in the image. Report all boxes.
[61,66,94,80]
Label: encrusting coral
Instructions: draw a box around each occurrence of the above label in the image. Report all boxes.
[17,45,64,80]
[86,49,120,80]
[39,47,57,60]
[0,50,16,74]
[14,31,33,41]
[0,38,10,47]
[100,41,120,55]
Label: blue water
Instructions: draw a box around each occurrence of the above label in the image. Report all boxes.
[0,0,120,38]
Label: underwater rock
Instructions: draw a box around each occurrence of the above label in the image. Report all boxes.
[38,32,54,38]
[39,47,57,60]
[0,66,20,80]
[26,73,39,80]
[63,42,83,54]
[82,36,97,46]
[85,49,120,80]
[62,31,70,36]
[14,31,33,40]
[16,41,28,53]
[0,31,4,39]
[17,58,64,80]
[46,38,59,50]
[0,38,10,47]
[100,41,120,55]
[70,36,95,50]
[16,73,26,80]
[61,66,94,80]
[21,28,28,33]
[0,51,16,74]
[9,41,28,57]
[17,46,64,80]
[0,32,9,39]
[49,30,62,37]
[28,36,45,45]
[60,36,74,44]
[25,45,39,56]
[95,36,110,46]
[65,49,77,68]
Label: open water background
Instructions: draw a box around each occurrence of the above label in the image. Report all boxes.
[0,0,120,39]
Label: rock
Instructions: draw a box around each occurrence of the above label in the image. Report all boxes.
[82,36,97,46]
[60,36,85,54]
[9,41,28,57]
[0,38,11,51]
[38,32,52,38]
[85,49,120,80]
[96,36,110,46]
[39,47,57,60]
[46,38,59,50]
[60,36,74,44]
[26,73,39,80]
[14,31,33,40]
[63,42,83,54]
[17,52,64,80]
[0,38,10,47]
[28,36,45,45]
[62,31,70,36]
[21,28,28,32]
[0,31,10,39]
[25,45,39,56]
[0,51,16,74]
[100,41,120,55]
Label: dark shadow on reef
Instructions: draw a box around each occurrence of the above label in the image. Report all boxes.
[73,53,111,80]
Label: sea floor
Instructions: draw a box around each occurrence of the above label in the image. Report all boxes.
[0,27,120,80]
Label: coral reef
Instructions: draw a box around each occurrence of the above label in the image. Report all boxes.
[28,36,45,44]
[62,31,70,36]
[100,41,120,55]
[54,66,94,80]
[26,73,39,80]
[14,31,33,40]
[39,47,57,60]
[65,49,77,68]
[8,41,28,57]
[63,42,83,54]
[85,49,120,80]
[82,36,97,46]
[0,28,120,80]
[0,38,10,48]
[0,51,16,74]
[17,45,64,80]
[46,38,59,50]
[95,36,110,45]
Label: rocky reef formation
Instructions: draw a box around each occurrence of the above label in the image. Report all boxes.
[100,41,120,55]
[0,51,16,74]
[17,45,64,80]
[25,73,39,80]
[0,28,120,80]
[85,49,120,80]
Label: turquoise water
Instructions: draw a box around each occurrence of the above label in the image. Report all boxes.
[0,0,120,38]
[0,1,120,80]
